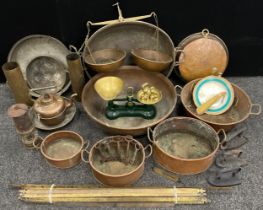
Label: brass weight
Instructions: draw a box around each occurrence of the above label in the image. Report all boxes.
[2,62,33,106]
[66,53,85,101]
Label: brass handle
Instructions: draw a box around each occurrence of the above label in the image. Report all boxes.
[147,127,155,143]
[81,149,90,164]
[32,136,44,149]
[217,129,227,150]
[144,144,153,159]
[174,85,183,97]
[250,104,261,115]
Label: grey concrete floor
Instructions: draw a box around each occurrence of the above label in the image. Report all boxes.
[0,76,262,210]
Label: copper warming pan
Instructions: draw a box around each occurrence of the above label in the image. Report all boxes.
[179,79,261,131]
[81,66,177,136]
[148,117,226,175]
[175,29,229,82]
[81,135,152,187]
[83,21,175,76]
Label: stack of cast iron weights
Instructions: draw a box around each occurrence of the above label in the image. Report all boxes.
[3,3,261,207]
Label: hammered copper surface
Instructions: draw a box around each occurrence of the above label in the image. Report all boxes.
[83,21,175,76]
[40,131,84,169]
[7,35,70,97]
[150,117,220,175]
[81,66,177,136]
[131,49,173,72]
[88,136,146,187]
[177,32,228,81]
[180,79,253,131]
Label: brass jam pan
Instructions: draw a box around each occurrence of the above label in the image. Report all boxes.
[83,48,126,73]
[33,131,87,169]
[175,29,229,82]
[7,34,71,97]
[148,117,226,175]
[81,135,152,187]
[179,80,261,131]
[81,66,177,136]
[131,49,173,72]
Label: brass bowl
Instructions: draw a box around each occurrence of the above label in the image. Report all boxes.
[81,66,177,136]
[94,76,124,101]
[131,49,173,72]
[180,79,261,131]
[83,49,126,73]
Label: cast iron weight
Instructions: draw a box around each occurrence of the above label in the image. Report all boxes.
[207,167,242,187]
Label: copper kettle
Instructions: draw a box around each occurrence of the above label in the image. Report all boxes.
[33,93,77,126]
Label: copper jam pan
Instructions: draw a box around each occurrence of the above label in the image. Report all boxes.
[148,117,226,175]
[81,136,152,187]
[175,29,229,82]
[178,79,261,131]
[83,21,175,76]
[8,34,71,97]
[81,66,177,136]
[33,131,87,169]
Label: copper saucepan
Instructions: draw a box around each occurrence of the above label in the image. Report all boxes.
[81,135,152,187]
[33,130,88,169]
[148,117,226,175]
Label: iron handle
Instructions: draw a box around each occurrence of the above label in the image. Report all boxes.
[32,136,44,149]
[147,127,155,143]
[250,104,261,115]
[144,144,153,159]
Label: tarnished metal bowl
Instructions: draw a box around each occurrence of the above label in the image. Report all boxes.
[34,131,86,169]
[179,79,261,131]
[8,34,70,97]
[83,49,126,73]
[81,66,177,136]
[148,117,225,175]
[131,49,173,72]
[81,136,152,187]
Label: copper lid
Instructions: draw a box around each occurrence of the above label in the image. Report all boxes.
[33,93,65,118]
[177,29,228,82]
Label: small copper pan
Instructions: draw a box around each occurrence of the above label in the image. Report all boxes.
[33,131,87,169]
[81,136,152,187]
[148,117,226,175]
[178,80,261,131]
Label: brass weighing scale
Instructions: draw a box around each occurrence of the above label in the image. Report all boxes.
[94,76,162,120]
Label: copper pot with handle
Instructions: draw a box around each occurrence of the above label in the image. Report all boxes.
[148,117,226,175]
[33,130,88,169]
[33,93,77,126]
